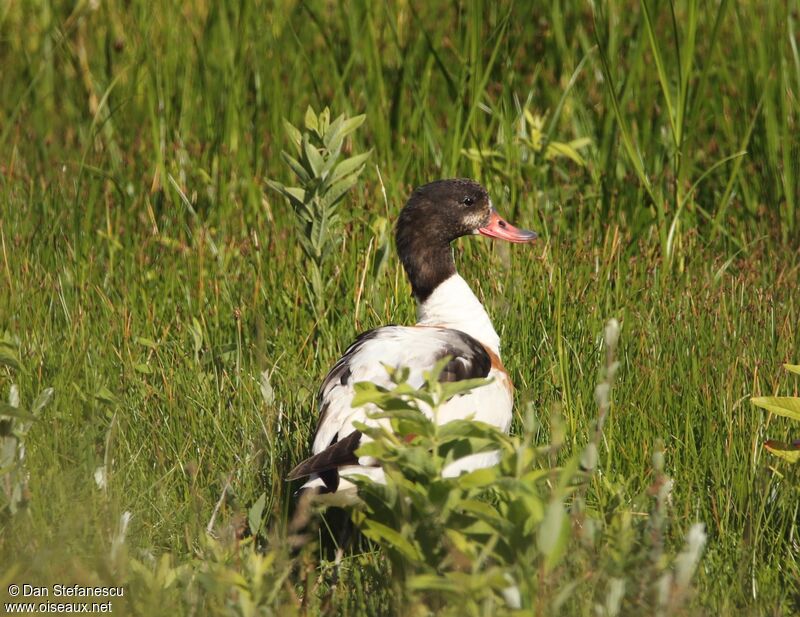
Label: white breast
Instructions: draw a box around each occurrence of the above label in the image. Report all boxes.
[416,274,501,354]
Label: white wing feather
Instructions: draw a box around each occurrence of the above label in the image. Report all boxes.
[311,325,512,453]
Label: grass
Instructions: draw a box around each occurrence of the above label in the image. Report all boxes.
[1,0,799,614]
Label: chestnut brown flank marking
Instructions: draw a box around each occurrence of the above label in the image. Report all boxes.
[484,346,514,396]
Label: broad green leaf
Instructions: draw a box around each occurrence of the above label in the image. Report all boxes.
[282,119,302,153]
[319,145,341,179]
[248,492,267,537]
[303,137,325,177]
[95,386,117,405]
[546,141,586,166]
[407,574,462,593]
[259,370,275,406]
[764,441,800,463]
[456,467,498,489]
[751,396,800,421]
[0,346,21,371]
[438,419,503,442]
[8,384,19,408]
[521,469,549,485]
[462,147,502,161]
[265,180,306,208]
[318,107,330,134]
[320,173,359,209]
[784,364,800,376]
[361,520,421,561]
[337,114,366,138]
[568,137,592,150]
[323,114,345,150]
[457,498,505,524]
[538,499,569,571]
[439,377,492,401]
[444,529,477,559]
[190,317,203,357]
[458,519,499,536]
[303,105,318,133]
[0,404,35,421]
[280,151,311,183]
[580,442,598,471]
[31,388,54,416]
[330,150,372,185]
[353,440,387,460]
[135,337,158,349]
[351,382,389,406]
[280,186,307,207]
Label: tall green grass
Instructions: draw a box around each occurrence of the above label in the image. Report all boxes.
[1,1,799,614]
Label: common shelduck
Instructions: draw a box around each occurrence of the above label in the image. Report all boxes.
[288,179,537,505]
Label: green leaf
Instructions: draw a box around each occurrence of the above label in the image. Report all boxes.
[320,173,359,209]
[318,107,330,134]
[538,499,569,571]
[337,114,366,138]
[319,147,341,180]
[259,370,275,406]
[546,141,586,166]
[438,419,500,441]
[135,337,158,349]
[444,529,477,559]
[323,114,345,150]
[0,404,35,421]
[407,574,462,593]
[764,440,800,463]
[303,136,325,177]
[303,105,318,133]
[351,382,389,406]
[190,317,203,357]
[266,181,306,208]
[751,396,800,421]
[457,498,505,525]
[280,151,311,183]
[31,388,54,416]
[461,147,502,161]
[456,467,498,489]
[568,137,592,150]
[784,364,800,376]
[248,492,267,537]
[0,345,21,371]
[330,150,372,185]
[95,386,117,406]
[580,442,598,471]
[361,520,422,561]
[439,377,492,401]
[282,119,302,154]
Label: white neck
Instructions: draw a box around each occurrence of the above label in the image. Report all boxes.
[416,274,501,355]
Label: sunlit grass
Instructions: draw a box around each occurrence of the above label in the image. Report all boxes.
[1,1,799,614]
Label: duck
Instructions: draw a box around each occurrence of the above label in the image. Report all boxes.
[287,178,537,506]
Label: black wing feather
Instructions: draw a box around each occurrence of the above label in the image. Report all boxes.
[435,331,491,382]
[286,430,363,482]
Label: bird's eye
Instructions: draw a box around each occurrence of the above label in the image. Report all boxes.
[462,196,474,206]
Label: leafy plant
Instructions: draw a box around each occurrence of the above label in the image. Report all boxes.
[0,332,54,517]
[267,106,372,314]
[122,529,303,616]
[463,102,591,179]
[752,363,800,463]
[348,319,707,615]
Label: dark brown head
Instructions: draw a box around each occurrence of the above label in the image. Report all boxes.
[395,179,537,302]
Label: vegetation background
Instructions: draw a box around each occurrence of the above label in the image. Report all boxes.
[1,0,798,614]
